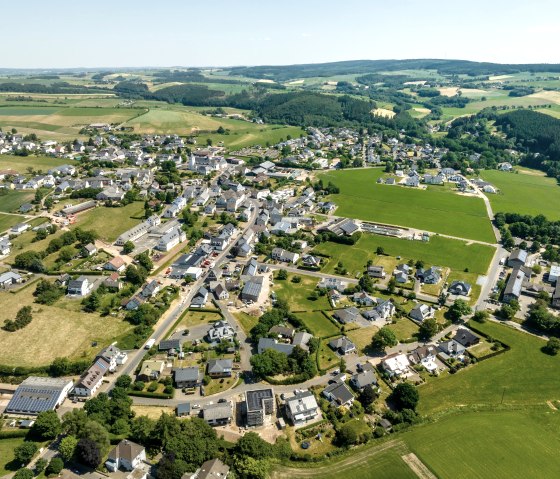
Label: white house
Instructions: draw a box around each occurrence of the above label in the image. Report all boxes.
[105,440,146,472]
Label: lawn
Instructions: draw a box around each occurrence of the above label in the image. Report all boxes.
[0,154,78,173]
[0,213,26,233]
[480,168,560,220]
[386,318,419,342]
[317,339,340,370]
[75,202,145,242]
[0,190,35,213]
[0,281,133,367]
[346,325,378,353]
[0,437,26,475]
[418,321,560,415]
[179,310,222,328]
[273,273,331,312]
[314,234,495,277]
[295,311,340,337]
[234,311,260,334]
[406,408,560,479]
[319,168,495,242]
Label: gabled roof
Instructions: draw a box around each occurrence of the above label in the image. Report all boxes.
[107,440,145,463]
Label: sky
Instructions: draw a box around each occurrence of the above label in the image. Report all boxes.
[2,0,560,69]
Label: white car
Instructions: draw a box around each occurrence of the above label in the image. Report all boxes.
[192,404,201,409]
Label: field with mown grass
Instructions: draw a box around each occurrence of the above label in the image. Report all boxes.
[319,168,495,242]
[0,213,26,233]
[480,168,560,220]
[74,202,145,242]
[0,154,78,173]
[273,273,331,312]
[294,311,340,337]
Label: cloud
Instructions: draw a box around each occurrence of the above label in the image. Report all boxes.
[301,32,312,38]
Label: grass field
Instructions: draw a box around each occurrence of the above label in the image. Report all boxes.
[0,190,35,213]
[0,213,26,233]
[273,273,331,312]
[418,321,560,415]
[386,318,420,342]
[0,281,133,367]
[319,168,495,242]
[295,311,340,337]
[75,202,145,242]
[480,169,560,220]
[0,437,27,474]
[406,408,560,479]
[235,311,260,334]
[346,325,378,353]
[179,310,222,327]
[314,234,495,277]
[0,154,77,173]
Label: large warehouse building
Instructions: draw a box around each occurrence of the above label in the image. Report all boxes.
[5,376,73,416]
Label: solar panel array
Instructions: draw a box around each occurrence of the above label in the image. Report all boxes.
[7,384,63,414]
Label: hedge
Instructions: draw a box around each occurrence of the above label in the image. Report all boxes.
[127,390,175,399]
[0,430,29,439]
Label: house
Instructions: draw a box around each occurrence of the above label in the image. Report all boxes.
[353,292,376,307]
[333,307,360,324]
[454,328,480,348]
[285,390,320,426]
[103,272,122,291]
[323,382,354,407]
[317,277,347,291]
[552,282,560,309]
[416,266,441,284]
[104,256,126,273]
[67,276,91,296]
[381,353,410,377]
[0,271,23,288]
[187,458,230,479]
[137,360,165,382]
[328,336,356,355]
[292,331,313,350]
[257,338,294,355]
[367,265,386,278]
[503,268,525,303]
[207,358,233,378]
[174,367,201,388]
[82,243,97,256]
[5,376,73,416]
[157,226,187,252]
[393,264,412,283]
[73,357,110,397]
[241,276,264,303]
[549,263,560,284]
[176,402,191,418]
[105,440,146,472]
[408,345,438,372]
[508,248,528,268]
[410,304,436,323]
[245,388,275,426]
[269,325,295,338]
[141,280,160,298]
[212,282,229,300]
[11,223,30,234]
[206,320,235,342]
[448,280,472,296]
[438,339,466,357]
[271,248,300,264]
[191,287,209,308]
[350,370,378,391]
[301,254,321,268]
[363,299,396,321]
[498,162,513,171]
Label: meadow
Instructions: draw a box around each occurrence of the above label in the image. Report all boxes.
[0,280,133,367]
[319,169,495,242]
[0,190,35,213]
[273,272,331,312]
[0,154,77,173]
[74,202,145,242]
[480,168,560,220]
[314,233,495,277]
[0,437,26,474]
[294,311,340,337]
[418,321,560,415]
[0,213,26,232]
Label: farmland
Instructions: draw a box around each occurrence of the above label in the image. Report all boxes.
[0,154,77,173]
[0,437,26,475]
[418,321,560,415]
[314,233,495,277]
[480,168,560,220]
[74,202,145,242]
[0,213,26,233]
[0,190,35,213]
[0,280,133,367]
[294,311,340,337]
[318,168,495,243]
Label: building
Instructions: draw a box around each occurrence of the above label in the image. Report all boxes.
[105,440,146,472]
[549,263,560,284]
[323,382,354,407]
[5,376,73,416]
[285,390,320,426]
[448,280,472,296]
[0,271,22,288]
[207,359,233,378]
[350,370,378,391]
[257,338,294,355]
[176,403,191,417]
[73,357,110,397]
[367,265,386,278]
[203,402,233,426]
[190,287,209,308]
[329,336,356,355]
[206,320,235,342]
[552,282,560,309]
[104,256,126,273]
[454,328,480,348]
[508,249,528,268]
[241,276,264,303]
[137,360,165,382]
[67,276,91,296]
[410,304,436,323]
[381,353,410,377]
[245,388,275,427]
[186,458,229,479]
[503,268,525,303]
[174,367,201,388]
[157,226,187,252]
[271,248,300,264]
[333,307,360,324]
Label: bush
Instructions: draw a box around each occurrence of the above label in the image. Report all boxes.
[14,442,38,465]
[46,457,64,476]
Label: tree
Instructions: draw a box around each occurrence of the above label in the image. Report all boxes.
[82,291,100,313]
[472,310,489,323]
[419,318,438,340]
[80,420,109,451]
[122,241,135,254]
[276,269,288,280]
[447,299,472,322]
[76,438,102,468]
[46,458,64,476]
[35,459,48,475]
[32,410,61,440]
[13,469,33,479]
[14,442,38,465]
[130,416,155,446]
[543,337,560,356]
[62,409,89,437]
[336,422,359,446]
[58,435,78,462]
[125,264,148,285]
[358,274,374,293]
[136,251,153,271]
[371,326,397,352]
[156,455,190,479]
[234,432,272,460]
[390,382,419,411]
[376,246,385,255]
[359,384,377,406]
[115,374,132,389]
[233,456,269,479]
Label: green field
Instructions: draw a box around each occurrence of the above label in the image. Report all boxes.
[0,437,26,474]
[314,234,495,277]
[75,202,145,242]
[480,168,560,220]
[0,213,26,233]
[418,321,560,415]
[406,408,560,479]
[273,273,331,312]
[0,154,77,173]
[295,311,340,337]
[319,169,495,242]
[0,190,35,213]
